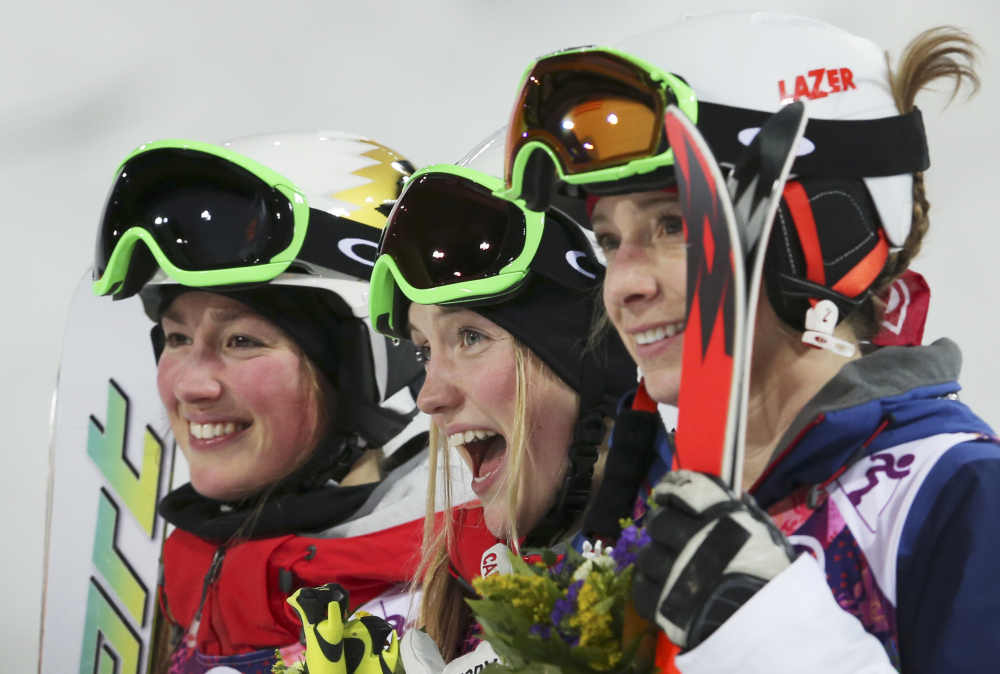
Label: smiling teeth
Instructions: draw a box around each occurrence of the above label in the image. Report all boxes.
[635,322,686,346]
[189,421,248,440]
[446,429,497,448]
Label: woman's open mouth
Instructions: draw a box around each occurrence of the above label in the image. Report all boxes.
[447,429,507,494]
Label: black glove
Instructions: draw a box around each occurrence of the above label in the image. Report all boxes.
[632,470,795,649]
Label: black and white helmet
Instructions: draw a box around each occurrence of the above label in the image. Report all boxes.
[129,131,425,456]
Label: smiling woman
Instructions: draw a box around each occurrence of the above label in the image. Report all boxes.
[368,160,635,661]
[156,291,331,502]
[501,11,999,672]
[590,189,686,405]
[92,131,437,674]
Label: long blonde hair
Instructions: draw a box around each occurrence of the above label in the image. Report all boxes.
[414,339,579,659]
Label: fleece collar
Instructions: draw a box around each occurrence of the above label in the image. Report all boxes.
[751,339,993,509]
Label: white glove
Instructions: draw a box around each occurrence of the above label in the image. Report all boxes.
[399,630,446,674]
[633,470,795,649]
[399,630,499,674]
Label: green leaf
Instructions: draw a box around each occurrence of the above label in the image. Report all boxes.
[592,596,616,614]
[480,633,528,670]
[508,550,542,577]
[468,598,535,634]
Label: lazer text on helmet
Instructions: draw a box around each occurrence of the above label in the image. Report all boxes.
[778,68,856,104]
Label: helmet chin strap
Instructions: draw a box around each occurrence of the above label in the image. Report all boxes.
[265,432,368,495]
[523,342,609,548]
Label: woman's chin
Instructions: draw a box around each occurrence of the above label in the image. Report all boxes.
[482,501,552,543]
[191,474,257,502]
[482,505,510,540]
[641,368,681,406]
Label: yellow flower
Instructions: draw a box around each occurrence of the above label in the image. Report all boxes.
[474,574,556,625]
[567,572,623,670]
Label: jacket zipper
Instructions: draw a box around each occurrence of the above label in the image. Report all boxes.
[184,547,226,647]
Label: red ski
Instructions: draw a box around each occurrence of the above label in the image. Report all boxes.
[655,99,806,671]
[668,101,806,490]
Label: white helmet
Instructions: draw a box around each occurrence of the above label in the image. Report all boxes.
[616,11,923,246]
[95,131,423,464]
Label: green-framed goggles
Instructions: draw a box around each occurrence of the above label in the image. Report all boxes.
[369,164,599,339]
[92,139,310,298]
[503,46,697,202]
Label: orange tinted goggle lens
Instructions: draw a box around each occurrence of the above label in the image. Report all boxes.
[506,52,663,187]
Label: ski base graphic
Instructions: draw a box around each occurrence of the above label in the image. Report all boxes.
[41,274,180,674]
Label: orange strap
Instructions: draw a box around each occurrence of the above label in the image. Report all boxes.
[782,181,889,299]
[832,229,889,298]
[782,182,826,287]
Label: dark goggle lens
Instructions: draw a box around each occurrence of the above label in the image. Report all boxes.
[507,52,663,185]
[96,148,294,275]
[381,174,525,290]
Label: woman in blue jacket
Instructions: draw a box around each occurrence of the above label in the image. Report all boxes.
[501,11,995,673]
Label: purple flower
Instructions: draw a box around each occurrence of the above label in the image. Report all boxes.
[530,624,552,639]
[550,580,584,626]
[611,525,651,571]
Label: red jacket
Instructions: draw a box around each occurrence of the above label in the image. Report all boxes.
[161,515,426,656]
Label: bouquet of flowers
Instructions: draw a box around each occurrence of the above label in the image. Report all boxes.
[468,523,655,674]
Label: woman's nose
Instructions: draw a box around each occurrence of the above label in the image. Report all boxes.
[171,347,224,403]
[603,243,660,310]
[415,356,461,416]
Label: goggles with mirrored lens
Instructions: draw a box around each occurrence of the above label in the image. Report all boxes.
[503,46,698,200]
[93,140,310,298]
[370,164,599,338]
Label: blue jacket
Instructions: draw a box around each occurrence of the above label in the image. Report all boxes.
[641,339,1000,672]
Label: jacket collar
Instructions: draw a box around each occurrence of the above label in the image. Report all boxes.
[751,339,990,508]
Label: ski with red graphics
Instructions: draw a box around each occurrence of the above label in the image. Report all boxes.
[666,101,806,490]
[655,99,806,674]
[667,106,746,487]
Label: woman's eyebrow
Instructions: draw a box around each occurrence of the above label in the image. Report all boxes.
[408,305,466,335]
[160,307,187,324]
[209,308,253,323]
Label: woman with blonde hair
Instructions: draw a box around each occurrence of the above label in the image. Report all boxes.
[501,12,994,672]
[368,158,636,662]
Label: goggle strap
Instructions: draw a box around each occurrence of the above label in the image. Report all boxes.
[576,164,678,197]
[382,280,412,340]
[527,215,603,289]
[699,103,929,178]
[340,397,420,450]
[578,400,660,541]
[297,209,382,281]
